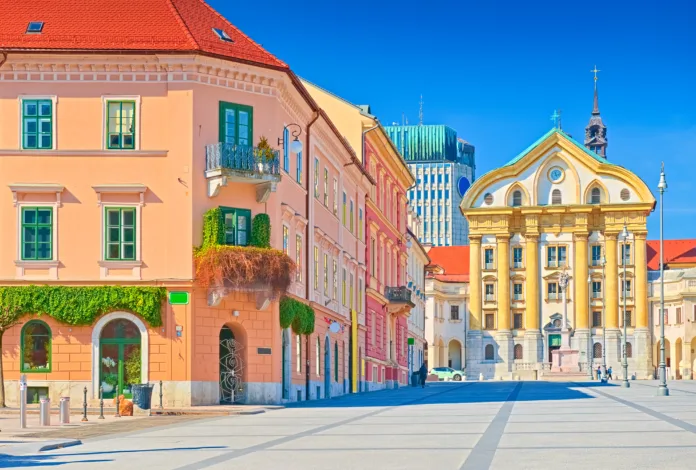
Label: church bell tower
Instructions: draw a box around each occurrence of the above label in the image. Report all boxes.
[584,66,608,158]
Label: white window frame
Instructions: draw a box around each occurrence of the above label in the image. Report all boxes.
[101,95,142,151]
[18,95,58,151]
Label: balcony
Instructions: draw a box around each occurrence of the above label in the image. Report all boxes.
[385,286,415,316]
[205,143,281,201]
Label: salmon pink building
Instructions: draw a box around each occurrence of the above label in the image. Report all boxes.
[0,0,371,407]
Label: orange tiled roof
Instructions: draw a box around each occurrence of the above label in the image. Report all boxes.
[647,239,696,270]
[0,0,287,69]
[427,246,469,282]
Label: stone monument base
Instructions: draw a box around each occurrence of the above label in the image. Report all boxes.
[551,348,580,373]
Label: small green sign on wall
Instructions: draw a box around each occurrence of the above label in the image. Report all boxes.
[408,337,415,345]
[168,291,189,305]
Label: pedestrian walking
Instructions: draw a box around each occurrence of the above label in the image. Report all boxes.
[418,363,428,388]
[607,366,613,381]
[597,366,602,381]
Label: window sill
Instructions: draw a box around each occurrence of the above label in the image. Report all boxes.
[15,260,59,280]
[20,369,51,374]
[98,260,142,268]
[99,260,142,280]
[449,319,462,323]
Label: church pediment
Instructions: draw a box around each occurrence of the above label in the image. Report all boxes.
[461,129,655,212]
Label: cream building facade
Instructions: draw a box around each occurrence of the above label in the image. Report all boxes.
[461,129,655,379]
[406,206,428,376]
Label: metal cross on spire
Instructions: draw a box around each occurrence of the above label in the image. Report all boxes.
[551,109,562,129]
[591,65,601,81]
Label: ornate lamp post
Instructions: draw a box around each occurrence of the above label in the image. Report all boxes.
[601,252,607,377]
[620,223,631,388]
[587,273,593,379]
[657,163,670,396]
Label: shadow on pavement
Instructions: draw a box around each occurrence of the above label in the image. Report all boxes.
[285,381,618,408]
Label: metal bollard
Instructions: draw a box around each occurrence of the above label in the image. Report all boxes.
[19,374,27,429]
[114,394,121,418]
[40,398,51,426]
[81,387,88,422]
[159,380,164,409]
[98,386,105,419]
[59,397,70,424]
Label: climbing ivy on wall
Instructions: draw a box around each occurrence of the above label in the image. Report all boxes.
[0,286,166,327]
[250,213,271,248]
[279,296,315,335]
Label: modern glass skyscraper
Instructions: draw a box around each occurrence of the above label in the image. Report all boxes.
[384,125,476,246]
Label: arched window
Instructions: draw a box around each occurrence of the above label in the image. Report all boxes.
[626,342,633,358]
[512,190,522,207]
[316,337,321,376]
[593,342,603,359]
[590,187,601,204]
[334,342,339,382]
[21,320,51,372]
[551,189,562,205]
[513,344,523,360]
[484,344,494,360]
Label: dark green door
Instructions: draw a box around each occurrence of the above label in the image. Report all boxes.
[99,319,141,399]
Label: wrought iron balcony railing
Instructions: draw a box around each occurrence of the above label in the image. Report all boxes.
[205,143,281,177]
[385,286,414,304]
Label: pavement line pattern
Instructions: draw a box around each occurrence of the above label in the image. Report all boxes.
[174,384,474,470]
[459,381,523,470]
[587,386,696,434]
[631,381,696,396]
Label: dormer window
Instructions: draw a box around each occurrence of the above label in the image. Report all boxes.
[212,28,234,43]
[26,22,44,34]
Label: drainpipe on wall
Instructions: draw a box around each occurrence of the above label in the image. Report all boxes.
[304,111,320,401]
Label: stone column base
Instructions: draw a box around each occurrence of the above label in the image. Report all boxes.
[523,330,543,365]
[572,328,592,372]
[494,331,513,379]
[633,328,653,380]
[466,330,483,378]
[605,329,621,372]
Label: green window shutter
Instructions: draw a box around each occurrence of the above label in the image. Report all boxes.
[237,209,251,246]
[106,101,135,149]
[21,207,52,260]
[219,102,254,146]
[221,207,236,245]
[220,207,251,247]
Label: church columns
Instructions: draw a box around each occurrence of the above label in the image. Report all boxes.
[496,235,511,331]
[469,236,482,331]
[574,233,589,330]
[634,232,649,328]
[525,235,539,331]
[604,233,619,329]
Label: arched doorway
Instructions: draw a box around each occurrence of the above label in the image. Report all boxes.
[99,318,141,399]
[448,339,463,369]
[324,336,331,398]
[219,325,244,404]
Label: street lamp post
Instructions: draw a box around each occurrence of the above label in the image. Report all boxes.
[657,163,670,396]
[587,273,593,380]
[620,223,631,388]
[601,253,607,377]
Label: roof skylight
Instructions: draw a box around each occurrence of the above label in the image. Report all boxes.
[26,21,44,34]
[212,28,233,43]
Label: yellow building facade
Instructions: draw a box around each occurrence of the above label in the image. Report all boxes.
[461,129,655,379]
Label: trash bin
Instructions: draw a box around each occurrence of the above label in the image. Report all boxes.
[131,383,155,410]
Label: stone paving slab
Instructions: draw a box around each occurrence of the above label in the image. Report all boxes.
[5,381,696,469]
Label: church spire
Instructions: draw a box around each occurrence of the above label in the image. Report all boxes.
[584,65,608,158]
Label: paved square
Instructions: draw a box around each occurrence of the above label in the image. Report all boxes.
[3,381,696,469]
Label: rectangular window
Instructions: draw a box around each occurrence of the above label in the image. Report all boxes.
[547,282,558,300]
[324,253,329,296]
[323,168,329,206]
[22,99,53,149]
[370,238,376,277]
[677,307,683,324]
[342,268,347,306]
[592,281,602,298]
[296,152,302,183]
[513,247,523,268]
[21,207,53,260]
[371,312,376,345]
[282,225,289,255]
[314,246,319,288]
[513,313,523,330]
[314,158,319,198]
[342,192,347,226]
[358,209,363,241]
[450,305,460,321]
[485,313,495,330]
[296,235,302,283]
[591,245,602,266]
[221,207,251,246]
[350,200,354,233]
[485,283,495,301]
[513,283,523,300]
[621,280,632,298]
[621,244,631,264]
[333,259,338,300]
[592,311,602,327]
[484,248,494,269]
[104,207,136,260]
[333,178,338,216]
[358,279,363,313]
[547,246,566,267]
[623,309,633,327]
[107,101,136,149]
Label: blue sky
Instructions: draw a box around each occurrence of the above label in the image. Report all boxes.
[212,0,696,240]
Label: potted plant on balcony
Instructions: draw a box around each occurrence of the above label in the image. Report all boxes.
[255,136,275,173]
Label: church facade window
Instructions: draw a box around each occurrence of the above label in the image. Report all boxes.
[551,189,562,205]
[512,190,522,207]
[591,187,601,204]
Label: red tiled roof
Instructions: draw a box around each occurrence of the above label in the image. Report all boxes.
[647,239,696,270]
[427,246,469,282]
[0,0,287,69]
